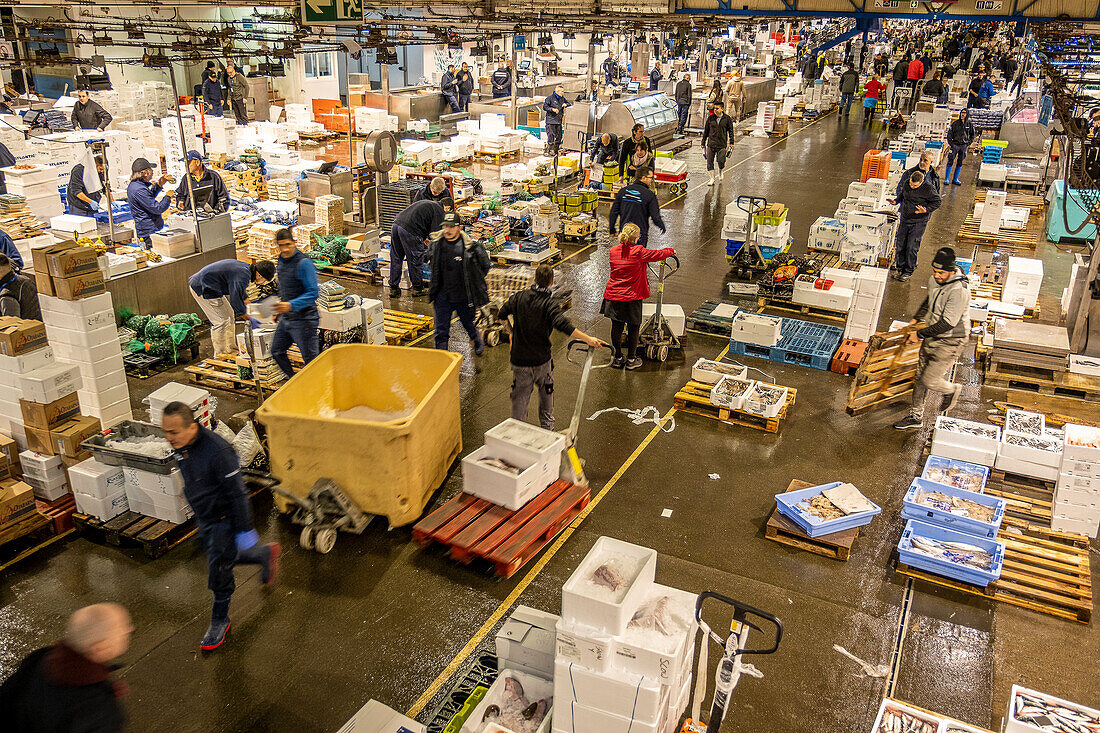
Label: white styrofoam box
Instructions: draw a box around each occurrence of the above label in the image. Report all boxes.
[18,363,82,404]
[78,383,130,414]
[1005,256,1043,290]
[363,323,386,346]
[122,466,184,497]
[561,536,657,636]
[359,298,384,329]
[931,439,998,467]
[68,457,125,500]
[846,306,878,330]
[25,469,70,497]
[691,358,747,385]
[730,312,782,346]
[148,489,194,524]
[995,453,1059,482]
[51,338,120,366]
[496,606,559,680]
[318,307,362,332]
[612,584,696,683]
[338,699,425,733]
[80,367,127,394]
[847,181,866,199]
[463,670,552,733]
[551,696,667,733]
[743,383,788,419]
[74,491,129,522]
[484,419,565,488]
[553,658,666,725]
[821,267,857,290]
[555,617,613,673]
[933,416,1001,452]
[1005,685,1100,733]
[1000,432,1062,467]
[1061,456,1100,478]
[44,323,117,350]
[1054,489,1100,518]
[1058,472,1100,493]
[872,699,944,733]
[50,214,98,234]
[1063,424,1100,463]
[1050,514,1099,538]
[0,346,55,375]
[793,285,853,312]
[641,303,685,338]
[19,451,65,478]
[461,445,552,511]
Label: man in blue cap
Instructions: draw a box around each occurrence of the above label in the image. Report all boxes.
[126,157,174,248]
[202,68,224,116]
[175,151,230,213]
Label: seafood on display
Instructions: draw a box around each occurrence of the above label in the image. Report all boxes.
[1003,433,1063,454]
[923,464,986,493]
[696,359,745,377]
[751,384,786,406]
[1065,424,1100,451]
[874,705,940,733]
[481,677,549,733]
[797,494,846,521]
[912,489,996,523]
[713,377,754,400]
[591,561,626,592]
[937,418,1000,440]
[1012,690,1100,733]
[908,536,994,570]
[477,457,523,475]
[1006,409,1045,436]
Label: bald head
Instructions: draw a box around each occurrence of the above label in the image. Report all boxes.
[66,603,132,663]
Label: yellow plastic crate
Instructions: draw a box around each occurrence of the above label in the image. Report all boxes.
[753,203,788,227]
[255,344,462,526]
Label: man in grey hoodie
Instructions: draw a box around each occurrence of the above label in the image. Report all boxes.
[895,247,970,430]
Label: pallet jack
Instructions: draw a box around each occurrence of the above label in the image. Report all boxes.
[561,339,613,487]
[680,592,783,733]
[726,195,771,281]
[638,255,682,362]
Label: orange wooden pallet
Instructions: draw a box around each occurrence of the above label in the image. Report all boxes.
[413,480,590,578]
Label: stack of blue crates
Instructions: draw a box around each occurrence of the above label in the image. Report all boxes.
[518,235,550,254]
[982,145,1005,164]
[728,316,843,371]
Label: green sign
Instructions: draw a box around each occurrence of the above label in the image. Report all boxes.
[301,0,362,25]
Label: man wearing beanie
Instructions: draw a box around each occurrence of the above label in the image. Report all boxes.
[894,247,970,431]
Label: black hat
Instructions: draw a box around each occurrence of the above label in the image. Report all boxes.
[442,212,461,226]
[131,157,153,174]
[932,247,956,271]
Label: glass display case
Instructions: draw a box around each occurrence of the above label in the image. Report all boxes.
[563,92,678,149]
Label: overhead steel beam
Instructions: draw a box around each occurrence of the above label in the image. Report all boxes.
[675,7,1074,21]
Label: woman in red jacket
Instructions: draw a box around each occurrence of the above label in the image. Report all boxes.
[601,223,677,370]
[862,74,887,125]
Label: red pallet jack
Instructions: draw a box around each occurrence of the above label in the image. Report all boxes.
[413,340,612,577]
[680,592,783,733]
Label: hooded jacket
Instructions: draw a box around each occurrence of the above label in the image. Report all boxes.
[913,267,969,340]
[427,229,490,308]
[839,69,859,94]
[674,79,692,105]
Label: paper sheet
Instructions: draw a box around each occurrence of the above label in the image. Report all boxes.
[821,483,875,515]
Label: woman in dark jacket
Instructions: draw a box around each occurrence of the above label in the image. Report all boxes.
[705,79,723,117]
[944,108,975,186]
[601,223,676,370]
[921,70,948,104]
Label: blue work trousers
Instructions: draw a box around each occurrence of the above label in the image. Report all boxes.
[200,520,267,620]
[433,294,481,351]
[389,224,427,290]
[271,315,319,378]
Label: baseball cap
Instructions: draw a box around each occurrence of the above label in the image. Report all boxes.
[131,158,154,174]
[185,150,203,162]
[442,212,462,226]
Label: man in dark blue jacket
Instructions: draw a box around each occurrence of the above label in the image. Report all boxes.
[491,61,512,99]
[457,62,475,112]
[440,65,460,113]
[202,69,224,116]
[162,402,279,651]
[127,158,174,248]
[389,197,451,298]
[649,62,664,91]
[602,53,618,86]
[0,231,24,270]
[543,85,571,155]
[608,167,666,247]
[189,259,275,356]
[271,228,320,378]
[67,157,105,218]
[175,150,230,213]
[890,169,942,281]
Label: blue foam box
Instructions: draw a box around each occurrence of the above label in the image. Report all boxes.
[775,481,882,538]
[901,478,1006,539]
[920,455,989,493]
[897,519,1005,587]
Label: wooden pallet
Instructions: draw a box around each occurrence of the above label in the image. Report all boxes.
[475,150,521,165]
[494,248,562,267]
[412,481,590,578]
[185,357,285,397]
[974,189,1046,215]
[73,510,198,559]
[985,362,1100,402]
[765,483,857,562]
[830,338,868,376]
[756,296,847,324]
[897,529,1092,623]
[672,380,796,433]
[956,217,1041,250]
[687,300,739,337]
[384,309,434,344]
[660,138,693,155]
[845,328,921,415]
[325,263,382,285]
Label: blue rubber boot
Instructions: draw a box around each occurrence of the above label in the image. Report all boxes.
[944,165,952,184]
[952,168,963,185]
[200,619,230,651]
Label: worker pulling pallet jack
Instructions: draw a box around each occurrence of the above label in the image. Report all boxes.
[639,255,681,362]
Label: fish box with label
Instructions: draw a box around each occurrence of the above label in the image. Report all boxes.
[901,478,1006,538]
[897,519,1006,587]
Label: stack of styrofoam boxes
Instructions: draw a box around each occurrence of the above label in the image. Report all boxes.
[995,409,1063,481]
[932,416,1001,467]
[844,265,888,341]
[554,537,694,733]
[841,212,888,266]
[461,419,565,511]
[756,217,790,253]
[722,201,749,243]
[40,292,133,428]
[2,164,63,221]
[122,461,192,524]
[793,272,853,312]
[754,102,776,133]
[1003,685,1100,733]
[69,457,128,522]
[808,216,845,252]
[207,116,238,157]
[360,298,385,345]
[20,451,73,504]
[97,130,143,191]
[161,115,199,179]
[1052,423,1100,538]
[730,311,782,347]
[0,326,53,444]
[930,108,951,138]
[286,104,314,127]
[1002,256,1043,310]
[146,382,213,430]
[117,120,163,164]
[0,124,33,164]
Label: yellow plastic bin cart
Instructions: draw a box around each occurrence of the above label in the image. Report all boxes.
[256,344,462,529]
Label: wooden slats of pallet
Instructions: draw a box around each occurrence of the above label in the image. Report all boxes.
[956,216,1041,249]
[384,309,434,344]
[756,296,847,324]
[672,380,796,433]
[845,328,921,415]
[765,483,857,562]
[73,510,199,559]
[974,189,1046,215]
[325,263,382,285]
[985,361,1100,402]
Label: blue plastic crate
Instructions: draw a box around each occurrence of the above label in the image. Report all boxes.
[921,455,989,493]
[924,140,944,149]
[890,151,908,161]
[897,520,1005,587]
[901,478,1006,539]
[775,481,882,538]
[729,317,843,371]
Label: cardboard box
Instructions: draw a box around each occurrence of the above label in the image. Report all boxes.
[0,479,35,526]
[24,472,71,501]
[52,270,107,300]
[496,606,559,679]
[34,270,55,296]
[0,433,20,468]
[0,318,48,356]
[50,416,102,457]
[24,426,54,455]
[31,242,75,275]
[45,242,100,278]
[20,392,82,431]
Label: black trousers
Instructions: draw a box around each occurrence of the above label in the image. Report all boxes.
[231,98,248,125]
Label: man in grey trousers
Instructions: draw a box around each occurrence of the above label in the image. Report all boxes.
[894,247,971,430]
[498,264,606,430]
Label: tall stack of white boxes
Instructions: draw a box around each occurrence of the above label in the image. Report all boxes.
[40,292,133,428]
[0,321,53,440]
[1002,256,1043,310]
[207,117,239,157]
[1054,424,1100,538]
[554,537,694,733]
[2,164,64,221]
[844,266,888,342]
[161,115,199,179]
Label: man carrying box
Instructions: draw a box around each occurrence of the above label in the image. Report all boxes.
[271,228,319,379]
[161,401,280,651]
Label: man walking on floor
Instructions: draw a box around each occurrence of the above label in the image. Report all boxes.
[894,247,970,430]
[890,169,941,282]
[674,73,692,135]
[271,228,320,379]
[609,166,666,248]
[702,101,734,186]
[427,212,491,354]
[162,402,280,650]
[839,62,860,116]
[498,264,606,430]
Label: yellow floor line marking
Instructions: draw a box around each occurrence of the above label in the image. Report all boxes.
[406,407,677,718]
[557,241,597,264]
[0,529,75,574]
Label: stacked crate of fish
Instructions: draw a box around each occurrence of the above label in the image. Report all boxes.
[460,418,564,511]
[1053,423,1100,538]
[930,416,1001,467]
[994,408,1063,482]
[1005,685,1100,733]
[554,536,694,733]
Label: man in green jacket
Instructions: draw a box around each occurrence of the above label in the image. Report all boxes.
[227,64,249,125]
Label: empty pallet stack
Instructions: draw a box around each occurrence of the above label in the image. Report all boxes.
[988,320,1070,387]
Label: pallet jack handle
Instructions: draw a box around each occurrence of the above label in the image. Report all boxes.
[561,339,613,487]
[735,195,768,216]
[694,591,783,656]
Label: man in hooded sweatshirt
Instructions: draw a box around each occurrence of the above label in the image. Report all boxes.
[894,247,970,431]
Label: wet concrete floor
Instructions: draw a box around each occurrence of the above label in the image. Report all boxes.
[2,110,1097,732]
